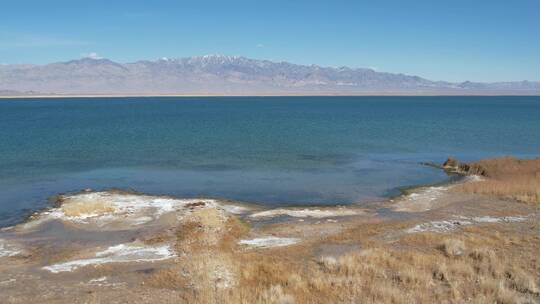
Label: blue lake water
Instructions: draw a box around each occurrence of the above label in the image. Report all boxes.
[1,96,539,226]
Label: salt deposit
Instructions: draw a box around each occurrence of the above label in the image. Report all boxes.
[407,215,528,233]
[250,208,359,219]
[21,192,221,228]
[394,186,448,212]
[0,239,21,257]
[239,236,300,248]
[43,243,176,273]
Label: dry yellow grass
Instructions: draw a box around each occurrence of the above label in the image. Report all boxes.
[474,157,540,179]
[143,214,540,304]
[145,207,252,302]
[455,156,540,204]
[458,177,540,203]
[211,215,536,303]
[441,238,466,257]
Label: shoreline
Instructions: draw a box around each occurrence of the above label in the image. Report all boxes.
[1,157,539,303]
[1,164,464,236]
[3,166,456,230]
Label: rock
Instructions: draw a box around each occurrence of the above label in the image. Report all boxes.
[442,158,487,176]
[442,158,459,169]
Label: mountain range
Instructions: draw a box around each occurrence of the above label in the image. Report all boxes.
[1,55,539,96]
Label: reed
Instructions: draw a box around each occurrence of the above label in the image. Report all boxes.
[455,156,540,204]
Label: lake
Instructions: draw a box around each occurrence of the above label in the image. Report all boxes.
[1,96,539,226]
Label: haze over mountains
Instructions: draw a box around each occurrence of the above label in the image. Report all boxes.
[1,55,539,96]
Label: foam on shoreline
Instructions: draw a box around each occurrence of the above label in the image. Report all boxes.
[250,208,360,219]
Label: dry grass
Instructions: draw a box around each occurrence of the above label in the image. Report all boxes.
[474,157,540,179]
[242,226,538,304]
[458,178,540,203]
[144,213,540,304]
[440,238,466,257]
[455,156,540,204]
[145,266,190,290]
[146,207,251,302]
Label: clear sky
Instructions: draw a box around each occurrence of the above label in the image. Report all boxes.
[1,0,539,82]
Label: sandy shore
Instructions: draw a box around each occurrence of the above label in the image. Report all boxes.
[0,163,539,303]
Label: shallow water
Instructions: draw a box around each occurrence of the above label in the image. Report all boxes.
[1,96,539,227]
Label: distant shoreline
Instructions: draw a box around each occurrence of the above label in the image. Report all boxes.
[2,93,540,99]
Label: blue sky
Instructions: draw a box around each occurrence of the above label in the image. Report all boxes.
[1,0,539,82]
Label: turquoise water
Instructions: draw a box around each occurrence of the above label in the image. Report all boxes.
[1,96,539,226]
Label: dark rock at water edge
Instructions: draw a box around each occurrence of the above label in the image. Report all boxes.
[442,158,487,176]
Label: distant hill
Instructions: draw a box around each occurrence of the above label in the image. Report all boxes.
[1,55,539,95]
[0,89,45,96]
